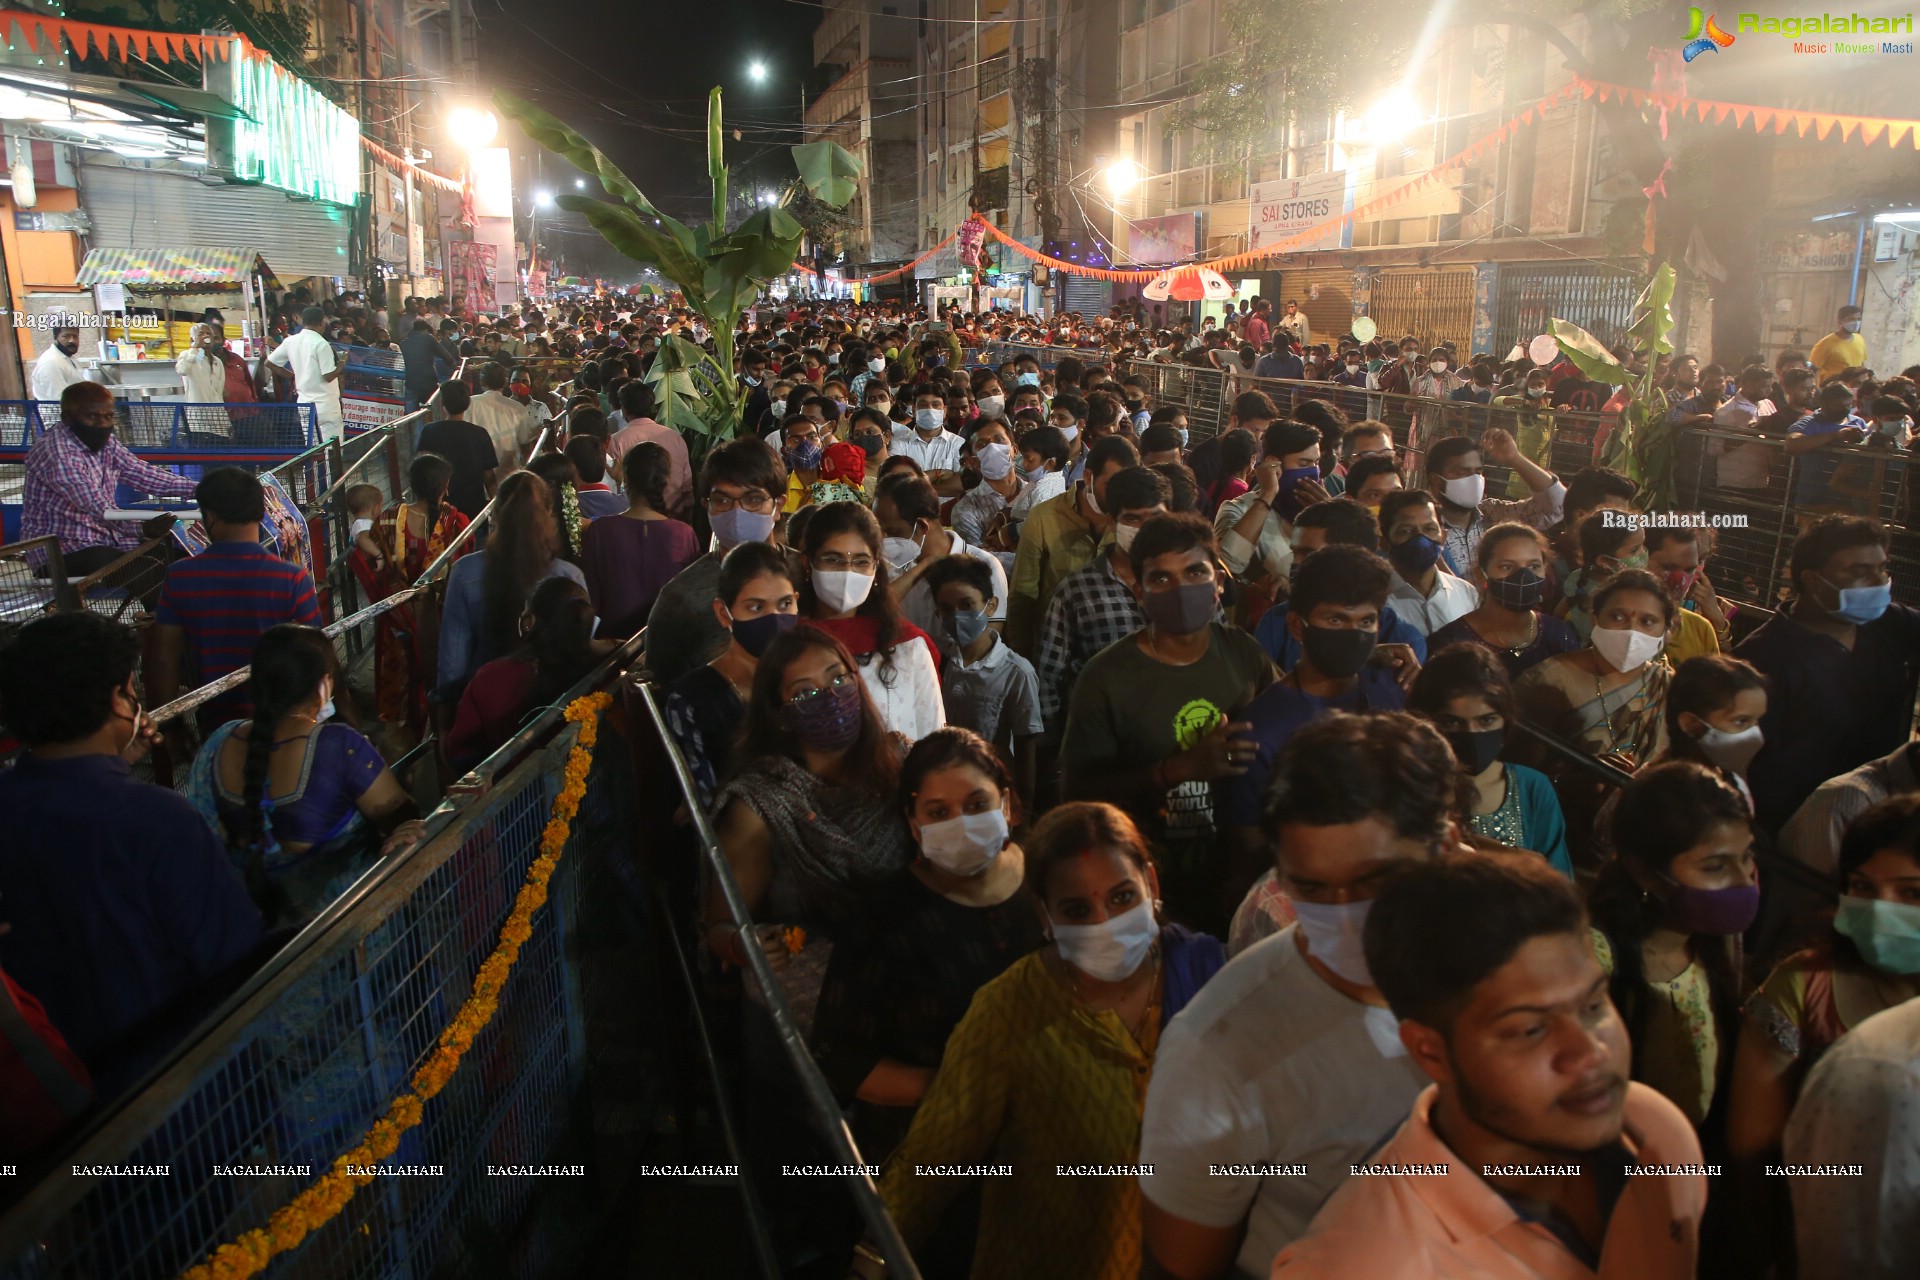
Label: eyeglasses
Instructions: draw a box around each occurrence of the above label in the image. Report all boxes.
[814,553,876,573]
[706,491,774,514]
[786,672,855,706]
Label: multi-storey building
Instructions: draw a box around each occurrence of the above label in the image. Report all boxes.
[805,0,918,272]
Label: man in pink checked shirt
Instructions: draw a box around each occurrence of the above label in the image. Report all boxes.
[22,381,194,602]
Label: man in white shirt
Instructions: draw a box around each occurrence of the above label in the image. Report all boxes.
[1785,996,1920,1280]
[31,326,92,404]
[264,307,345,441]
[1139,713,1443,1280]
[951,417,1023,551]
[1379,490,1478,636]
[1276,299,1311,348]
[890,386,966,495]
[465,361,537,466]
[1711,363,1779,491]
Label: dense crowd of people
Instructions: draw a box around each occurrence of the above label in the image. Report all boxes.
[2,289,1918,1280]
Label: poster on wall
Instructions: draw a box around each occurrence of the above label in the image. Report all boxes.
[1127,214,1199,264]
[448,240,497,313]
[1248,171,1353,253]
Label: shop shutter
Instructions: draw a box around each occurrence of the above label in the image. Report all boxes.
[1368,267,1475,354]
[78,160,353,282]
[1495,265,1638,355]
[1062,274,1112,315]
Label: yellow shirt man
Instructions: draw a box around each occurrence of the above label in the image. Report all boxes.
[1810,322,1866,385]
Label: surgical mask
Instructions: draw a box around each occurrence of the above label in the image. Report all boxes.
[1291,898,1375,986]
[1346,361,1361,372]
[1023,464,1048,484]
[1429,360,1448,373]
[915,407,944,434]
[743,374,761,387]
[1015,371,1040,387]
[1591,625,1665,673]
[868,356,886,373]
[869,399,891,414]
[1441,473,1485,508]
[1049,899,1157,982]
[918,808,1009,876]
[812,567,874,613]
[1691,722,1764,774]
[783,680,864,752]
[1299,625,1377,679]
[1444,727,1505,775]
[1843,320,1862,334]
[1526,385,1548,399]
[1655,873,1759,936]
[1387,534,1443,577]
[882,535,923,575]
[977,395,1005,419]
[1176,427,1189,447]
[1058,422,1080,443]
[710,505,776,548]
[1820,574,1892,625]
[785,439,823,471]
[349,517,374,539]
[977,442,1014,481]
[1114,521,1142,553]
[1835,896,1920,974]
[726,608,798,658]
[1133,409,1151,432]
[315,681,336,724]
[1486,568,1545,611]
[769,398,788,417]
[940,608,991,650]
[1143,581,1216,636]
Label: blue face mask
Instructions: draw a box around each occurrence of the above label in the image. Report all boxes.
[710,505,776,548]
[1015,371,1040,387]
[1821,574,1892,625]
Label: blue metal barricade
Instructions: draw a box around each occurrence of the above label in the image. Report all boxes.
[0,401,319,456]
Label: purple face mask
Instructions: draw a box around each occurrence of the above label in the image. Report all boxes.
[1657,874,1759,936]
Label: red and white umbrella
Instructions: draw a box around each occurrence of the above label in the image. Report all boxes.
[1142,267,1233,302]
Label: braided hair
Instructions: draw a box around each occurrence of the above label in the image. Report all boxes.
[410,450,453,532]
[234,625,334,914]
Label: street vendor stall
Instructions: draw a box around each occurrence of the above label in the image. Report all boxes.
[74,246,278,396]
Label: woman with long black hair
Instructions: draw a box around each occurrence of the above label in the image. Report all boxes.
[446,577,612,771]
[436,469,585,705]
[186,625,422,927]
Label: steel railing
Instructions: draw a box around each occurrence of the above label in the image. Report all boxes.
[0,400,321,454]
[0,634,645,1280]
[634,682,925,1280]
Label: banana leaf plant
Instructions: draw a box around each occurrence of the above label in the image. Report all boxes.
[494,87,861,459]
[1549,262,1679,509]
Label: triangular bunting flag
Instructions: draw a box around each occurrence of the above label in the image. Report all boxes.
[1695,100,1711,122]
[1733,106,1753,128]
[1815,115,1836,141]
[1631,89,1650,109]
[1597,86,1612,103]
[1840,119,1858,143]
[1712,103,1730,125]
[1862,120,1887,145]
[1790,113,1810,136]
[1580,80,1598,98]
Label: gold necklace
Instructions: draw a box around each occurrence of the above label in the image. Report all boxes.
[1069,944,1162,1045]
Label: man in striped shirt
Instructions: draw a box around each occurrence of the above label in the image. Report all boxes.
[147,468,322,723]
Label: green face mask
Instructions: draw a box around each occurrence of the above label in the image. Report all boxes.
[1608,549,1650,573]
[1836,895,1920,975]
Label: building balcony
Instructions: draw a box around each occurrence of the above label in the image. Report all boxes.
[813,0,862,68]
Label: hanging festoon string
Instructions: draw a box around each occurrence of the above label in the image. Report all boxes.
[1571,75,1920,147]
[360,138,464,195]
[0,11,239,63]
[788,226,965,291]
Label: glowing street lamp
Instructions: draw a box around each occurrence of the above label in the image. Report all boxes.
[574,177,586,189]
[446,106,498,152]
[1357,90,1423,144]
[1104,158,1142,198]
[534,190,555,209]
[748,60,768,83]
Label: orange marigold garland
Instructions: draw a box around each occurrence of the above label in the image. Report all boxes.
[179,692,612,1280]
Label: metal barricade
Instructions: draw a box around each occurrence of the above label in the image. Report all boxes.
[0,401,320,455]
[0,653,638,1280]
[0,537,72,636]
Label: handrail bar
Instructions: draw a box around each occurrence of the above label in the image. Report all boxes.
[635,681,925,1280]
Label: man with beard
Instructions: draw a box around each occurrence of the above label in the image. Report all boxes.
[1271,852,1706,1278]
[31,325,92,403]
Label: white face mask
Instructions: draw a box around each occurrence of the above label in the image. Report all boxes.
[812,567,874,613]
[770,399,787,418]
[1592,625,1665,673]
[315,678,336,725]
[1429,360,1448,374]
[881,534,923,575]
[1114,521,1141,553]
[1442,473,1486,508]
[1693,722,1765,774]
[1058,422,1080,443]
[917,808,1009,876]
[1049,899,1157,982]
[977,394,1006,419]
[869,356,886,373]
[915,407,944,434]
[1291,898,1375,986]
[977,441,1014,481]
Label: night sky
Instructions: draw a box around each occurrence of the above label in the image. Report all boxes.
[477,0,824,275]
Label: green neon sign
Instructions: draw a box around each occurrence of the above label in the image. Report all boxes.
[227,41,360,206]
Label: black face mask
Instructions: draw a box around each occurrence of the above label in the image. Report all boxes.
[1485,568,1546,611]
[1299,625,1377,679]
[1443,727,1505,775]
[72,423,113,452]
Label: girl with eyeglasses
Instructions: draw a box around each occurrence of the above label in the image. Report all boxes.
[798,502,946,742]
